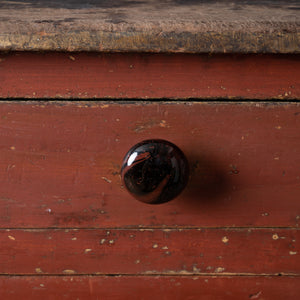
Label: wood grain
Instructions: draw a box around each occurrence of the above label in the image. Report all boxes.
[0,229,299,275]
[0,0,299,53]
[0,53,299,99]
[0,276,299,300]
[0,102,300,228]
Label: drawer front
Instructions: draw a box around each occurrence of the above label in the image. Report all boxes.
[0,102,299,228]
[1,52,299,100]
[0,101,299,298]
[1,0,300,297]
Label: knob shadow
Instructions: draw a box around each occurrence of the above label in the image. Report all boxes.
[178,152,231,207]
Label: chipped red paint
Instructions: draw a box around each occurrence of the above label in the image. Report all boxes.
[0,101,299,297]
[0,53,299,99]
[0,229,299,275]
[0,276,299,300]
[0,102,299,228]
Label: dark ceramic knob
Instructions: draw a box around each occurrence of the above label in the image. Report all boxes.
[121,139,189,204]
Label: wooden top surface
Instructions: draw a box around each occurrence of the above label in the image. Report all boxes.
[0,0,299,53]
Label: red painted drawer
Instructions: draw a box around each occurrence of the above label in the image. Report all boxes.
[0,102,299,299]
[0,102,299,229]
[1,0,300,297]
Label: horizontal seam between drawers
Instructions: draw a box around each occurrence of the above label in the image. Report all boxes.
[0,273,299,277]
[0,227,299,231]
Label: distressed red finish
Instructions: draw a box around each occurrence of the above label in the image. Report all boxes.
[0,276,299,300]
[0,101,299,298]
[1,2,300,298]
[0,229,299,275]
[0,53,299,99]
[0,102,299,228]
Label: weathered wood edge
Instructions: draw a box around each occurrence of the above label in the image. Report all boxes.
[1,0,299,53]
[1,31,299,53]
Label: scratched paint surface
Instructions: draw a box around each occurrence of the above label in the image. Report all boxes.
[0,229,299,275]
[0,53,299,99]
[0,276,299,300]
[0,102,299,228]
[0,101,299,299]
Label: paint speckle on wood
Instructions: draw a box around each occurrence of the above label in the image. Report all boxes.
[215,267,225,273]
[101,177,112,184]
[192,265,201,273]
[222,236,229,244]
[35,268,43,274]
[249,291,262,299]
[63,270,76,275]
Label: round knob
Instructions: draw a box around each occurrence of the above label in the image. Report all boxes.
[121,139,189,204]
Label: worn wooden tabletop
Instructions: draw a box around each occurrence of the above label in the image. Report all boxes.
[0,0,299,53]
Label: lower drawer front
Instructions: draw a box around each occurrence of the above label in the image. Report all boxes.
[0,102,299,298]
